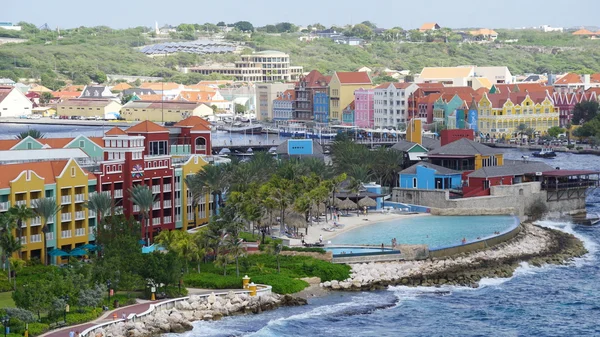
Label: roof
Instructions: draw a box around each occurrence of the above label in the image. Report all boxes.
[52,91,81,99]
[123,88,157,96]
[420,137,441,150]
[60,85,85,92]
[0,86,13,104]
[468,161,554,178]
[540,170,600,177]
[80,86,112,98]
[57,98,119,107]
[0,160,69,189]
[391,139,425,152]
[375,82,412,90]
[105,127,128,136]
[300,70,330,88]
[173,116,211,128]
[335,72,372,85]
[400,162,460,175]
[177,90,216,102]
[474,77,493,89]
[39,138,73,148]
[343,100,355,111]
[275,139,324,157]
[469,28,498,36]
[572,29,597,36]
[88,137,104,146]
[126,120,168,133]
[0,149,88,164]
[420,23,440,31]
[184,84,217,92]
[112,83,132,91]
[555,73,582,85]
[419,67,474,79]
[427,138,501,156]
[276,89,295,101]
[28,84,52,93]
[0,139,20,150]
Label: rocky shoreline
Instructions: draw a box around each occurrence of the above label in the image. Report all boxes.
[321,223,587,290]
[95,292,307,337]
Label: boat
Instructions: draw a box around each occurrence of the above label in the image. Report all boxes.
[221,124,263,133]
[532,147,557,158]
[278,122,307,137]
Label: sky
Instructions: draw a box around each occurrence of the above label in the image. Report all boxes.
[4,0,600,30]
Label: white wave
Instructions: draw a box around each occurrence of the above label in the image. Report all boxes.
[535,219,598,267]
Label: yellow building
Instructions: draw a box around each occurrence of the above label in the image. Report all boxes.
[57,99,122,118]
[329,72,372,121]
[120,100,213,122]
[0,159,96,264]
[478,92,560,139]
[176,155,211,230]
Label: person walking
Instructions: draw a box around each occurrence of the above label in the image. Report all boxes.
[319,234,323,244]
[69,331,75,337]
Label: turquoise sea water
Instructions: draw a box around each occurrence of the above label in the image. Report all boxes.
[331,215,517,249]
[324,247,395,255]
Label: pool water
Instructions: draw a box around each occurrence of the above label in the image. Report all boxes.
[331,215,518,249]
[325,247,395,255]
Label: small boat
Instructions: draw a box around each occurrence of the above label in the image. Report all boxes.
[221,124,263,133]
[532,147,557,158]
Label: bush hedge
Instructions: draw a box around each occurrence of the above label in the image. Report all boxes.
[183,273,242,290]
[251,274,308,294]
[282,246,326,254]
[27,322,49,336]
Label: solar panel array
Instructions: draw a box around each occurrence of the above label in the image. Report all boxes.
[140,40,236,55]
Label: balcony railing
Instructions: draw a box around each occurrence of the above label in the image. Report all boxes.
[163,184,172,192]
[114,189,123,198]
[187,213,194,220]
[46,232,54,241]
[31,217,42,226]
[0,201,9,211]
[163,200,171,208]
[16,200,26,206]
[30,234,42,243]
[89,210,96,218]
[75,228,86,237]
[152,217,161,226]
[152,185,161,193]
[61,213,72,222]
[30,198,40,206]
[163,216,172,223]
[75,211,85,220]
[153,201,160,209]
[74,194,85,203]
[175,199,181,207]
[61,230,72,239]
[61,195,72,204]
[133,205,140,212]
[20,237,26,245]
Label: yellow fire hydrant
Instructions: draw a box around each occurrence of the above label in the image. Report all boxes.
[249,282,257,296]
[242,275,250,289]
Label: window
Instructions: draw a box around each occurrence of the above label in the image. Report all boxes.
[412,178,417,188]
[79,140,85,147]
[149,141,168,156]
[71,167,76,177]
[27,143,32,150]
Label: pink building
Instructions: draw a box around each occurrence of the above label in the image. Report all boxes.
[354,88,374,128]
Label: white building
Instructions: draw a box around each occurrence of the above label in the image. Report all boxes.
[540,25,563,33]
[373,82,418,128]
[416,66,513,88]
[0,86,33,117]
[0,22,22,31]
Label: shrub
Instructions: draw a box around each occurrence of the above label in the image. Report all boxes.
[183,273,242,289]
[0,279,12,292]
[282,247,326,254]
[65,310,101,325]
[567,144,575,149]
[251,274,308,294]
[26,322,49,336]
[526,199,548,221]
[5,307,36,323]
[164,286,188,298]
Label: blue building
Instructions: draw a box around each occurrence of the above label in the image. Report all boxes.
[313,91,330,123]
[341,100,355,125]
[399,162,462,190]
[275,139,324,160]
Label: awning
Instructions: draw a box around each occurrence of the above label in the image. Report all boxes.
[408,152,426,161]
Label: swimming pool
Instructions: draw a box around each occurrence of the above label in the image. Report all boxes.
[331,215,518,249]
[325,247,396,256]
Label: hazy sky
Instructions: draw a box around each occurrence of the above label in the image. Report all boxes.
[4,0,599,30]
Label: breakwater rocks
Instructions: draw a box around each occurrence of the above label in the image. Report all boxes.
[96,292,307,337]
[321,224,587,290]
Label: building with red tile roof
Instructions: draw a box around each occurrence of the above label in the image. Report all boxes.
[373,82,419,128]
[329,72,373,121]
[294,70,331,121]
[0,86,33,117]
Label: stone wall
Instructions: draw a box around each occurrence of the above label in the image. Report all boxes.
[280,250,333,262]
[429,224,521,258]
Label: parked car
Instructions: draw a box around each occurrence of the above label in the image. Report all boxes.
[30,114,41,119]
[19,115,29,119]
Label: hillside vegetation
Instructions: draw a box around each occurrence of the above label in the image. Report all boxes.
[1,25,600,87]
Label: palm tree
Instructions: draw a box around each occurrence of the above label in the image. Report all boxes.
[183,174,202,226]
[32,198,60,266]
[154,229,180,251]
[196,164,229,216]
[15,129,45,140]
[128,185,156,246]
[192,231,208,273]
[227,237,245,277]
[83,192,113,230]
[8,205,35,256]
[0,230,22,288]
[267,242,283,273]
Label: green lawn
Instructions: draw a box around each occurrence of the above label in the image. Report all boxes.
[0,291,15,308]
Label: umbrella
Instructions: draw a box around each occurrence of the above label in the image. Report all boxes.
[332,198,344,208]
[285,212,308,229]
[69,248,88,257]
[81,243,97,251]
[48,249,69,257]
[310,202,326,214]
[358,197,377,208]
[339,198,358,210]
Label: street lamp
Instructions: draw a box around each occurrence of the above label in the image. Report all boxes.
[178,268,184,295]
[1,316,8,337]
[107,280,112,305]
[63,295,69,322]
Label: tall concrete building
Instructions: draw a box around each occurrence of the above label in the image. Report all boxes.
[255,83,295,121]
[373,82,418,128]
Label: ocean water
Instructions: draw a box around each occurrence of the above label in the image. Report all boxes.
[330,215,517,249]
[166,149,600,337]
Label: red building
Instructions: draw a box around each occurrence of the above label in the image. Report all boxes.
[552,90,598,126]
[293,69,330,120]
[172,116,212,155]
[440,129,474,146]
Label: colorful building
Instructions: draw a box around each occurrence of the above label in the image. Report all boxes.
[313,91,330,123]
[553,90,598,126]
[373,82,417,128]
[353,88,374,128]
[0,86,33,117]
[399,162,462,190]
[426,137,504,171]
[293,70,330,121]
[272,90,295,121]
[341,101,355,126]
[329,72,372,121]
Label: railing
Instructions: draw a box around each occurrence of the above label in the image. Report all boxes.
[75,194,85,203]
[163,216,172,223]
[187,213,194,220]
[61,213,72,222]
[542,180,598,190]
[75,211,86,220]
[153,201,160,209]
[20,237,26,245]
[133,205,140,212]
[152,217,161,225]
[75,228,86,237]
[163,200,171,208]
[89,210,96,218]
[152,185,161,193]
[30,234,42,243]
[31,217,42,226]
[16,200,26,206]
[0,201,9,211]
[175,199,181,206]
[114,189,123,198]
[163,184,172,192]
[30,198,40,206]
[61,230,72,239]
[61,195,72,204]
[46,232,54,241]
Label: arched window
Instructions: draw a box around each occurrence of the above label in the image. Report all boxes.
[195,137,207,151]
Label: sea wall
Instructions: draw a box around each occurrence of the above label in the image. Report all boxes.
[429,223,521,259]
[280,250,333,262]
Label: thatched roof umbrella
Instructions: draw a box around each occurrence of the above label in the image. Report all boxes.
[310,202,326,215]
[358,197,377,208]
[339,198,358,211]
[332,198,344,208]
[285,211,309,235]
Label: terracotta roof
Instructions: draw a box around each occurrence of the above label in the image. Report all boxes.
[105,127,128,136]
[135,94,164,101]
[184,84,216,92]
[426,93,442,104]
[590,73,600,83]
[139,82,181,91]
[174,116,211,128]
[555,73,582,85]
[0,160,70,189]
[469,28,498,36]
[585,87,600,95]
[572,29,597,36]
[415,83,445,89]
[0,139,19,150]
[52,91,81,99]
[190,123,211,131]
[60,85,85,92]
[88,137,105,146]
[301,70,330,88]
[324,76,332,84]
[419,67,474,79]
[57,98,118,107]
[112,83,132,91]
[420,23,440,31]
[335,72,372,85]
[276,89,295,101]
[197,80,233,86]
[39,138,74,148]
[0,86,13,104]
[126,120,168,133]
[486,92,551,108]
[177,90,215,102]
[343,100,355,111]
[28,84,52,93]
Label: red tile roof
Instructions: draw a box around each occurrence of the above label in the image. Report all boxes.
[190,123,211,131]
[276,89,295,101]
[39,138,74,148]
[0,86,14,104]
[174,116,211,128]
[0,139,19,150]
[105,127,128,136]
[343,100,355,111]
[335,72,372,85]
[88,137,105,147]
[301,70,330,88]
[555,73,582,85]
[0,161,70,189]
[416,83,445,89]
[126,120,168,133]
[52,91,81,99]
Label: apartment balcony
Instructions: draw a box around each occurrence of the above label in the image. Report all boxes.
[15,200,26,207]
[187,213,194,220]
[152,185,161,193]
[31,217,42,227]
[30,234,42,243]
[75,228,86,237]
[175,199,181,207]
[30,198,40,206]
[46,232,54,241]
[163,184,172,192]
[175,184,181,191]
[0,201,9,212]
[61,230,72,239]
[175,214,182,222]
[114,189,123,198]
[152,217,161,226]
[163,216,172,223]
[133,205,140,213]
[74,194,85,203]
[152,201,160,209]
[20,237,27,245]
[163,200,171,208]
[115,206,124,215]
[61,195,72,204]
[61,213,72,222]
[89,210,96,218]
[75,211,86,220]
